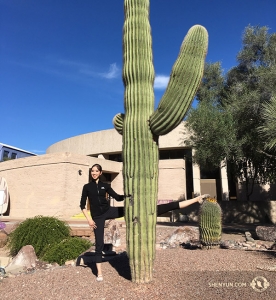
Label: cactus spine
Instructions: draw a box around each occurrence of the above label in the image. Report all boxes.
[113,0,208,283]
[199,198,222,249]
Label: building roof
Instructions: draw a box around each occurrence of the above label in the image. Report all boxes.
[46,122,191,156]
[0,143,37,155]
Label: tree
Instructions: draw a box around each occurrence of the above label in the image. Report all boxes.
[259,96,276,151]
[196,62,225,105]
[185,25,276,200]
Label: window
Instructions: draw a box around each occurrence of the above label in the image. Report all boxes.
[11,153,17,159]
[159,149,190,160]
[109,153,122,162]
[3,150,9,160]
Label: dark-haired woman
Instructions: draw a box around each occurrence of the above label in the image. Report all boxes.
[80,163,209,282]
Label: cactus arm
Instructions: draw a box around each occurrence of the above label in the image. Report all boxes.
[149,25,208,136]
[113,113,125,135]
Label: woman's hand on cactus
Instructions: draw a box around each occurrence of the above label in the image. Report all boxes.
[197,194,210,204]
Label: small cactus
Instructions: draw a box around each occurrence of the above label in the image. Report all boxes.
[199,198,222,249]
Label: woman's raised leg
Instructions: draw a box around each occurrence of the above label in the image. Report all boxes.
[157,194,209,215]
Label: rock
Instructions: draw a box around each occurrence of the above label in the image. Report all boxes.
[5,245,37,274]
[178,214,189,222]
[256,226,276,241]
[269,242,276,250]
[104,220,121,247]
[220,239,270,251]
[164,226,199,247]
[257,264,276,271]
[220,240,232,249]
[65,260,75,266]
[0,231,8,248]
[245,231,255,242]
[0,266,5,276]
[4,265,25,275]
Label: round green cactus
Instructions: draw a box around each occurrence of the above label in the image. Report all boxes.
[199,198,222,249]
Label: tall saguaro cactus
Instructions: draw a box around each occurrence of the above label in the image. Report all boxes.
[113,0,208,283]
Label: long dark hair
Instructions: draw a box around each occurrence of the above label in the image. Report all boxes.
[91,164,102,172]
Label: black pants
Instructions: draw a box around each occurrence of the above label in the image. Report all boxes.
[92,202,179,263]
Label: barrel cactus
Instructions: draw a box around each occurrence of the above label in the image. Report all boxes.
[199,198,222,249]
[113,0,208,283]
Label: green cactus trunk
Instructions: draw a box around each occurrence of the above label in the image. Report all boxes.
[122,0,158,283]
[199,200,222,249]
[113,0,208,283]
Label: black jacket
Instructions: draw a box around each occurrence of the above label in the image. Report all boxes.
[80,180,124,217]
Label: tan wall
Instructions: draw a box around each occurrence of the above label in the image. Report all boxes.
[158,159,186,200]
[0,153,188,219]
[0,153,122,219]
[106,159,187,203]
[2,148,275,223]
[0,152,90,218]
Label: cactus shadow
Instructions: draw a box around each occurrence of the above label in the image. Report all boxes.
[108,252,132,281]
[76,252,125,279]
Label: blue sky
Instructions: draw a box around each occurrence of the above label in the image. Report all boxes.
[1,0,275,154]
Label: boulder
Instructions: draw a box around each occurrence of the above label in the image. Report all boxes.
[5,245,37,273]
[104,220,121,247]
[256,226,276,241]
[164,226,199,247]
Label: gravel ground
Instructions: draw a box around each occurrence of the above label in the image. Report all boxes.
[1,225,276,300]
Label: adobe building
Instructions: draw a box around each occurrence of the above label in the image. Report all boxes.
[45,122,230,202]
[0,122,275,223]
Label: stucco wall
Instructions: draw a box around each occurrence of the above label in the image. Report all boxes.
[0,153,187,219]
[158,159,186,200]
[2,150,275,223]
[46,122,190,156]
[107,159,187,200]
[0,152,91,218]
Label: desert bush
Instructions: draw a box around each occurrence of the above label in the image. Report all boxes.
[7,215,71,257]
[42,237,92,265]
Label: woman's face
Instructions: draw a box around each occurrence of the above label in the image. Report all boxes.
[91,166,102,181]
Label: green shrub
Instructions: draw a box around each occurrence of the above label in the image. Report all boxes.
[7,215,71,258]
[42,237,92,265]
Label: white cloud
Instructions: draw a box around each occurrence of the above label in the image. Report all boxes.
[101,63,120,79]
[154,75,169,90]
[10,57,121,85]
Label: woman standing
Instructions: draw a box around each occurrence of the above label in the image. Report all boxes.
[80,163,208,281]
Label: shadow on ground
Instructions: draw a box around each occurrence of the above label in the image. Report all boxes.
[76,251,132,281]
